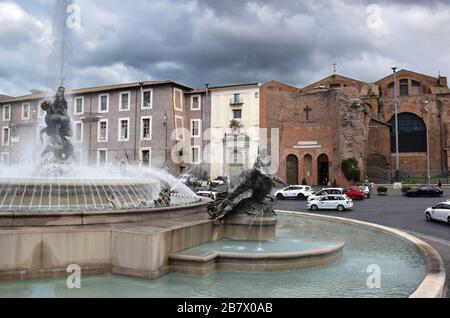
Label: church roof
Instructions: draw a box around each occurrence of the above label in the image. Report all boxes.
[302,74,368,91]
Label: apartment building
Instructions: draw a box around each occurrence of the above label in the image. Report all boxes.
[0,81,210,177]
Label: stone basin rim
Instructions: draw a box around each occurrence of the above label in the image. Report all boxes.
[0,177,161,186]
[276,210,447,299]
[170,238,346,262]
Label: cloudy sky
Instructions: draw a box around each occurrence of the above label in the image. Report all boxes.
[0,0,449,96]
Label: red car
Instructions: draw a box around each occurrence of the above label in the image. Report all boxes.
[344,187,365,200]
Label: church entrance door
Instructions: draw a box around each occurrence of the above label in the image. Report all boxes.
[318,154,330,186]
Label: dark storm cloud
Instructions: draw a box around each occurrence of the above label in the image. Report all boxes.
[0,0,449,95]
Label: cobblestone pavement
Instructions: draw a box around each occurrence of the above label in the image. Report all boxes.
[274,189,450,298]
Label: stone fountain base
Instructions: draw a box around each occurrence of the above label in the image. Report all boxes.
[214,214,278,241]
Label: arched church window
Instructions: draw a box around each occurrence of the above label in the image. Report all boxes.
[389,113,427,153]
[387,82,394,97]
[400,79,409,96]
[411,80,421,95]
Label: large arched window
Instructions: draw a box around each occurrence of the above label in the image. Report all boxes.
[389,113,427,153]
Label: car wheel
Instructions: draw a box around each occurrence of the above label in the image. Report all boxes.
[337,205,345,212]
[426,212,432,222]
[297,194,306,201]
[276,194,285,200]
[448,217,450,225]
[311,205,318,212]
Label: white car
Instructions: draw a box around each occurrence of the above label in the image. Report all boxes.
[425,202,450,224]
[196,191,218,200]
[275,185,315,201]
[359,186,371,198]
[307,188,345,201]
[307,195,353,212]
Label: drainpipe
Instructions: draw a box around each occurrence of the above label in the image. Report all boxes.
[203,84,209,179]
[135,83,143,162]
[88,95,92,165]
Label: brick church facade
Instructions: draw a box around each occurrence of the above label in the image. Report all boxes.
[260,69,450,186]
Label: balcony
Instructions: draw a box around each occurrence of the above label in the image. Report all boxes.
[80,113,102,123]
[229,98,244,106]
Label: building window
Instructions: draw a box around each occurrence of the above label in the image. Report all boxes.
[99,94,109,113]
[0,152,9,166]
[329,84,341,89]
[141,117,152,140]
[400,79,409,96]
[191,95,201,111]
[120,92,130,111]
[22,103,30,120]
[97,149,107,166]
[191,146,201,164]
[174,88,183,111]
[387,82,395,97]
[233,109,242,119]
[389,112,427,153]
[141,148,151,167]
[175,116,184,141]
[74,122,83,143]
[142,89,152,109]
[98,120,108,142]
[118,118,129,141]
[233,94,241,103]
[75,97,84,114]
[2,127,10,146]
[191,119,201,138]
[412,80,421,95]
[255,92,260,98]
[2,105,11,121]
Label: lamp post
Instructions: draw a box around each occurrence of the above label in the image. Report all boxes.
[163,112,168,170]
[392,67,400,182]
[423,101,431,185]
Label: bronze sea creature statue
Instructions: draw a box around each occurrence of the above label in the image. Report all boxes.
[208,156,287,220]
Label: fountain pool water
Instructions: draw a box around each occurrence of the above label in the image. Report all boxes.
[0,165,201,214]
[0,215,429,298]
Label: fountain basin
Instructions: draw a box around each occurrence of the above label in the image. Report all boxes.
[0,212,445,298]
[169,237,345,276]
[215,214,278,241]
[0,177,203,226]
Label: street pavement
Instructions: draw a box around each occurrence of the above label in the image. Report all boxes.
[273,189,450,298]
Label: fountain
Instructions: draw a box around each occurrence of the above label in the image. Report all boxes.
[0,2,445,297]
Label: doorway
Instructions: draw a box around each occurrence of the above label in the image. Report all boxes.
[318,154,330,186]
[286,154,299,185]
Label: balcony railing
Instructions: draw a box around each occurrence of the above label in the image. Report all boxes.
[229,98,244,106]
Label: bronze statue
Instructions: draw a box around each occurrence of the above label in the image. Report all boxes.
[40,87,74,161]
[208,156,286,220]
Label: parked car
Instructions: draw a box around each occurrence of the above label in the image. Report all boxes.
[425,202,450,224]
[307,188,345,201]
[307,195,353,212]
[275,185,315,200]
[405,186,443,197]
[359,185,371,198]
[196,191,218,201]
[345,187,366,200]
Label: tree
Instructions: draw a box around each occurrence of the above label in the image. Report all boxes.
[341,158,361,183]
[229,120,242,131]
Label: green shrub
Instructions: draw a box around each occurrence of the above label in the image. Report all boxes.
[341,158,361,183]
[377,186,388,193]
[332,179,339,187]
[401,186,412,194]
[301,178,308,185]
